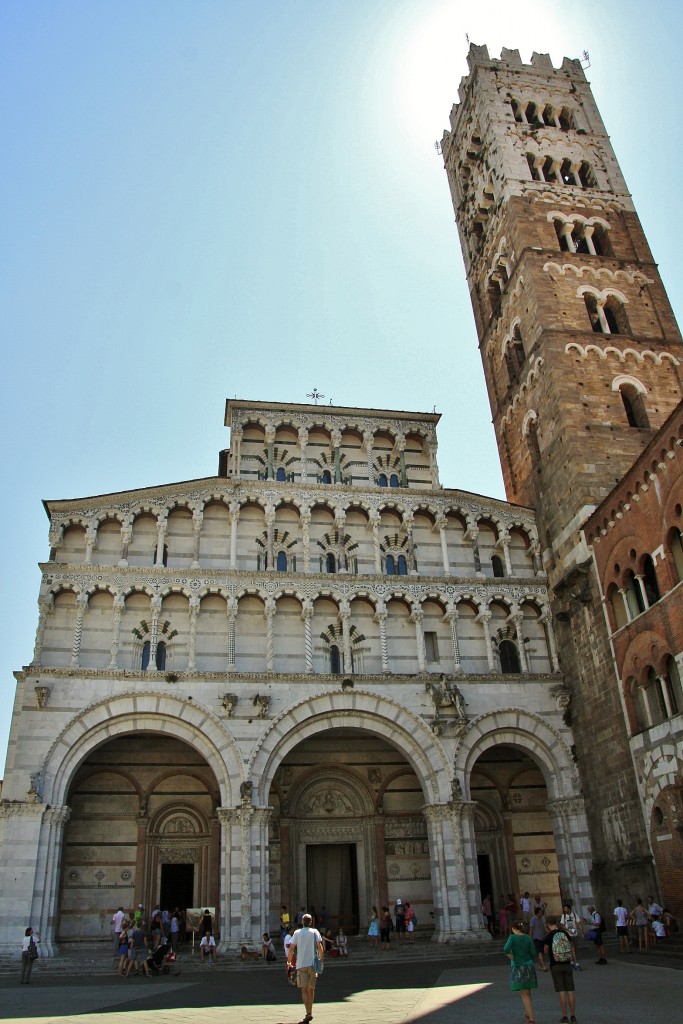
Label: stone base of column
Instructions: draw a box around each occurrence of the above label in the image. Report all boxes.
[437,928,492,944]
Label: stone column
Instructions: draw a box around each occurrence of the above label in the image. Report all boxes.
[300,509,311,573]
[265,505,276,571]
[339,601,352,674]
[70,593,88,668]
[529,541,543,576]
[411,604,426,673]
[560,223,576,252]
[302,602,314,673]
[108,595,125,669]
[32,595,54,666]
[187,595,200,671]
[657,676,675,718]
[229,503,240,569]
[192,508,203,569]
[298,427,309,483]
[264,597,276,672]
[363,430,375,484]
[265,425,276,480]
[227,598,237,673]
[546,795,592,913]
[510,608,528,672]
[216,808,236,946]
[540,607,560,672]
[134,814,148,908]
[373,816,388,907]
[423,800,482,941]
[445,604,462,674]
[465,519,481,574]
[119,519,132,566]
[37,805,72,956]
[369,512,382,573]
[155,513,167,566]
[435,514,450,575]
[375,602,389,673]
[477,609,495,671]
[583,224,597,256]
[635,574,649,610]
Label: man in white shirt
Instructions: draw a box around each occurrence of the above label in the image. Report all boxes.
[520,892,532,924]
[200,931,217,963]
[111,907,125,956]
[287,913,324,1024]
[613,900,629,953]
[647,895,663,919]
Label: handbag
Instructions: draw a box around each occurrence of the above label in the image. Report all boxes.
[313,950,323,975]
[27,938,39,961]
[586,928,599,941]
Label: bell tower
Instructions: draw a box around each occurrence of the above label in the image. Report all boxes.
[441,44,682,584]
[441,45,683,901]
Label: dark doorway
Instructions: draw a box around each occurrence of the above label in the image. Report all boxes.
[306,843,359,934]
[477,853,494,910]
[160,863,194,912]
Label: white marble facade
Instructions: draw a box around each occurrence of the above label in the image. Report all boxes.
[0,400,592,953]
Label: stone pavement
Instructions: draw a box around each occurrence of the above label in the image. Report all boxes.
[0,940,680,1024]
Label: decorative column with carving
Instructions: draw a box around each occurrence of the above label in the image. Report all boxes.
[428,438,440,489]
[48,521,63,561]
[403,512,417,575]
[32,595,54,666]
[191,508,203,569]
[148,595,162,669]
[363,430,375,485]
[187,595,200,671]
[498,530,513,575]
[265,505,276,571]
[230,424,243,478]
[227,598,237,673]
[335,511,347,573]
[155,512,167,566]
[540,607,560,672]
[298,427,309,482]
[411,603,426,673]
[396,434,408,487]
[300,509,311,573]
[477,608,495,671]
[84,524,97,564]
[229,502,240,569]
[265,424,276,480]
[339,601,352,674]
[510,607,528,672]
[108,594,125,669]
[464,518,481,574]
[369,511,382,573]
[435,514,450,575]
[331,428,342,483]
[264,597,276,672]
[375,602,389,673]
[70,593,88,668]
[302,602,314,673]
[445,604,462,674]
[119,518,132,566]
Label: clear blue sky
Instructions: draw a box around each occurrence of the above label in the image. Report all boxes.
[2,0,682,767]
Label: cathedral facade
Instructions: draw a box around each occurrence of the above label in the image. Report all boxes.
[0,399,589,953]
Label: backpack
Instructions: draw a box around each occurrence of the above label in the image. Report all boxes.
[412,912,417,927]
[552,930,572,963]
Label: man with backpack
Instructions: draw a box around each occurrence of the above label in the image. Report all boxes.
[543,916,578,1024]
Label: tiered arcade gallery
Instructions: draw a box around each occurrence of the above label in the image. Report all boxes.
[0,400,592,953]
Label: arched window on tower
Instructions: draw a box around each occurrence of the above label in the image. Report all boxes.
[377,473,388,487]
[526,153,541,181]
[329,644,341,674]
[321,469,332,484]
[397,554,408,576]
[584,293,629,336]
[276,550,288,572]
[389,473,399,488]
[141,640,151,671]
[607,582,628,630]
[325,552,336,574]
[578,161,596,188]
[499,639,521,674]
[669,527,683,581]
[663,655,681,716]
[156,641,167,671]
[642,554,660,605]
[385,554,396,575]
[624,569,645,618]
[618,382,649,429]
[491,555,505,578]
[276,466,286,482]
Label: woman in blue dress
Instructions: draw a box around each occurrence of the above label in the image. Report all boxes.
[367,906,379,948]
[503,920,538,1024]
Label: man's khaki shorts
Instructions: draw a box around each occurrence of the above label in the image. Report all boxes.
[297,966,317,989]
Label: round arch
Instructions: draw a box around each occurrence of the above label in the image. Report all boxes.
[455,708,579,801]
[249,690,451,805]
[39,691,242,807]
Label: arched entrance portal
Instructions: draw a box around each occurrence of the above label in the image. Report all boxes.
[471,745,562,920]
[58,733,221,940]
[267,728,432,935]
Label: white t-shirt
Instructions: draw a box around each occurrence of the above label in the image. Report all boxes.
[653,920,666,937]
[284,933,294,956]
[520,896,531,913]
[290,926,322,969]
[614,906,628,927]
[200,935,216,949]
[112,910,125,932]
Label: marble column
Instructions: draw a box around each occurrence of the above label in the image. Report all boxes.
[540,607,560,672]
[477,609,495,671]
[70,594,88,668]
[119,519,132,566]
[339,601,352,673]
[335,512,347,572]
[445,604,462,674]
[264,598,276,672]
[511,609,528,672]
[155,513,167,566]
[436,514,450,575]
[84,525,97,564]
[546,795,592,913]
[302,602,314,673]
[37,805,72,956]
[230,425,243,478]
[375,603,389,673]
[192,508,203,569]
[108,595,125,669]
[369,512,382,573]
[265,505,276,570]
[411,604,426,672]
[227,598,237,672]
[298,427,309,483]
[229,503,240,569]
[32,595,54,666]
[300,510,311,574]
[363,430,375,485]
[148,595,162,670]
[187,595,200,671]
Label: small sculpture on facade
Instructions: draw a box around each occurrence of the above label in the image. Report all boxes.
[34,685,50,709]
[451,776,463,801]
[253,693,271,719]
[425,677,468,724]
[240,780,253,806]
[27,772,42,802]
[221,693,238,716]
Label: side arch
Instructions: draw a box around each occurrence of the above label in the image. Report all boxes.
[455,708,579,800]
[249,690,450,805]
[39,691,242,807]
